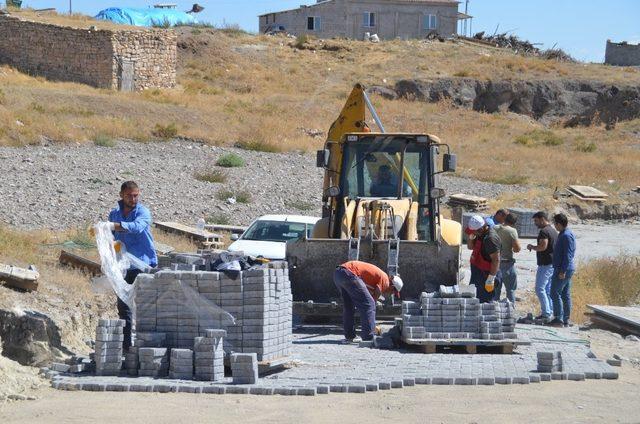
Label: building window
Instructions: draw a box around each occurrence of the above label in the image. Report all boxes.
[307,16,321,31]
[363,12,375,28]
[423,14,437,30]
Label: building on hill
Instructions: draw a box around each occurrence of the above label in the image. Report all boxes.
[258,0,465,40]
[605,40,640,66]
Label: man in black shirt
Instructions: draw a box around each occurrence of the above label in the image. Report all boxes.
[527,211,558,322]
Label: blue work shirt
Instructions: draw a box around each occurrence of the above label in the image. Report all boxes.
[552,228,576,273]
[485,217,496,228]
[108,201,157,268]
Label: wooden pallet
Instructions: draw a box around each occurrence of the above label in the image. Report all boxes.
[586,305,640,337]
[154,221,223,247]
[402,337,531,354]
[567,185,608,202]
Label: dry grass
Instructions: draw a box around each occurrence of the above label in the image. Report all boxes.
[0,26,639,199]
[7,9,138,30]
[571,256,640,323]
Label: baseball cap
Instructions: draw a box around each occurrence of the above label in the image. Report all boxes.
[467,215,485,231]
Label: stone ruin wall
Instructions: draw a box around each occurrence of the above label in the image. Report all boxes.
[0,14,176,90]
[605,40,640,67]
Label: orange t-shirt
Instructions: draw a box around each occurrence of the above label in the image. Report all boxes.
[341,261,390,297]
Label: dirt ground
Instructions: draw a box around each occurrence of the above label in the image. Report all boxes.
[1,327,638,424]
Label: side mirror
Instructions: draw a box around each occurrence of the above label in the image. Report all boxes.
[430,187,446,199]
[326,186,340,197]
[443,153,457,173]
[230,234,239,241]
[316,149,330,168]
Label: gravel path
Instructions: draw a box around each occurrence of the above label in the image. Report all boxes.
[0,140,525,230]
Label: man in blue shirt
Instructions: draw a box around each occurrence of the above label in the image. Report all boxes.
[549,213,576,327]
[108,181,157,349]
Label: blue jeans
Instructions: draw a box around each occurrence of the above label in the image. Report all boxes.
[494,261,517,303]
[551,268,574,323]
[535,265,554,317]
[333,267,376,340]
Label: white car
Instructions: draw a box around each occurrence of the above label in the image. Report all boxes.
[227,215,320,260]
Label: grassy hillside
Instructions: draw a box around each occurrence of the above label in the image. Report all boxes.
[1,26,639,196]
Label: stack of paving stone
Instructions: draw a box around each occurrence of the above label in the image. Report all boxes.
[537,351,562,372]
[231,353,258,384]
[95,319,124,376]
[138,347,170,377]
[401,287,518,341]
[131,262,292,362]
[124,347,138,376]
[194,330,226,381]
[169,349,194,380]
[135,332,166,348]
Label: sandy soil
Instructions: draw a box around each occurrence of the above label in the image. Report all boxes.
[1,327,639,424]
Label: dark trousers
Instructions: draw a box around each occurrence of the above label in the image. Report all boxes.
[117,269,141,350]
[333,267,376,341]
[551,268,574,323]
[470,264,501,303]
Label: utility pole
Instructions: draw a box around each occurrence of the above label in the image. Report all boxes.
[464,0,469,37]
[69,0,72,14]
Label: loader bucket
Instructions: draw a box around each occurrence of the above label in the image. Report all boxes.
[286,238,461,304]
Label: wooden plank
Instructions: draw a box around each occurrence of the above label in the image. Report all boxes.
[465,345,477,354]
[421,344,437,354]
[587,305,640,335]
[0,263,39,291]
[154,221,222,242]
[205,224,247,235]
[567,185,608,199]
[449,193,488,203]
[59,250,102,275]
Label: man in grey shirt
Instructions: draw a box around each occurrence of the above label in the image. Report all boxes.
[494,213,521,303]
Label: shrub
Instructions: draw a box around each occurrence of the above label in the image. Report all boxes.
[216,153,245,168]
[575,140,597,152]
[513,129,564,147]
[152,122,178,140]
[235,139,280,153]
[572,256,640,322]
[294,34,309,49]
[492,174,529,185]
[453,69,471,77]
[206,213,231,225]
[215,189,251,204]
[0,88,5,104]
[285,200,314,211]
[194,170,227,183]
[94,134,115,147]
[30,102,46,113]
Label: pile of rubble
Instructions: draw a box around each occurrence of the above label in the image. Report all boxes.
[471,31,575,62]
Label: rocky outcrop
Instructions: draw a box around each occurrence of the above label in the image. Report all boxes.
[389,78,640,127]
[0,309,71,367]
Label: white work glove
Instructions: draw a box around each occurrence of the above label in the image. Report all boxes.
[108,222,116,231]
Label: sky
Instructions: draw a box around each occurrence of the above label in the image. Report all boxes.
[17,0,640,63]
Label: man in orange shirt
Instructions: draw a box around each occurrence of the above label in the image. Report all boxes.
[333,261,404,342]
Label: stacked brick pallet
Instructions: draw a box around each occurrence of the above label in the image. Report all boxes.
[194,330,225,381]
[95,319,125,376]
[132,264,292,361]
[231,353,259,385]
[138,347,170,378]
[169,349,194,380]
[401,288,518,341]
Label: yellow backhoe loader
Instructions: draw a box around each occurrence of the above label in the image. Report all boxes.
[286,84,462,319]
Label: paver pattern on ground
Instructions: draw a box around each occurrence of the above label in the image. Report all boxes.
[48,326,618,396]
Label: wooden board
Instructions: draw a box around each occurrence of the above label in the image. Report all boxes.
[567,185,608,199]
[154,221,222,245]
[0,263,39,291]
[449,193,488,203]
[587,305,640,336]
[59,250,102,275]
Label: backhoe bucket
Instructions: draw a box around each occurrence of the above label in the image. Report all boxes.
[286,238,461,305]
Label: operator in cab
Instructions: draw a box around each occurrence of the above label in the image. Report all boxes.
[333,261,404,342]
[369,165,412,198]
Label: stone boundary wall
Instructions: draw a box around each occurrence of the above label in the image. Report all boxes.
[0,14,176,90]
[605,40,640,67]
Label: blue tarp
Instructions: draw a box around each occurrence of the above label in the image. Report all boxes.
[95,7,196,27]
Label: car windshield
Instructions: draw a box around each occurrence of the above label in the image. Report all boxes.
[241,220,311,242]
